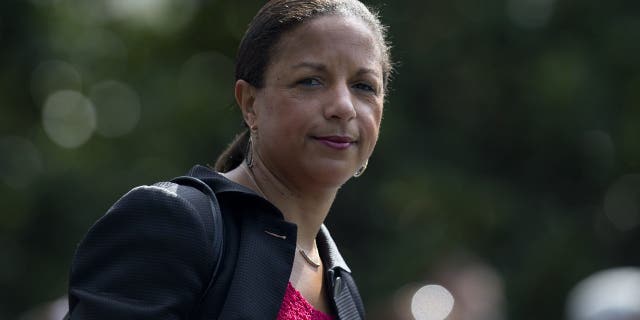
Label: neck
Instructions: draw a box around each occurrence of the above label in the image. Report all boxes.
[224,161,337,250]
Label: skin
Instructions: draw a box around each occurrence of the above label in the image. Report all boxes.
[224,14,385,313]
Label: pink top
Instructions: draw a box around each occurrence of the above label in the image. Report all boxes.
[277,282,334,320]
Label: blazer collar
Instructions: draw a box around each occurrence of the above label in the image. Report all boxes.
[189,164,359,318]
[318,224,352,274]
[188,164,353,274]
[188,164,262,196]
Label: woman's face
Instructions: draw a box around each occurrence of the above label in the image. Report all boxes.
[248,15,384,190]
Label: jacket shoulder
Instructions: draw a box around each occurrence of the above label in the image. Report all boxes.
[68,184,216,318]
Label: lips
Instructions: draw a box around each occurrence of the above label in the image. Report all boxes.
[313,135,356,150]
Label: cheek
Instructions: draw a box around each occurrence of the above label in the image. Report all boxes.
[374,106,383,127]
[362,113,381,148]
[363,104,383,150]
[259,100,308,141]
[368,102,384,132]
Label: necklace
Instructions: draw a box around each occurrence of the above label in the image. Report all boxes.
[244,164,322,268]
[298,247,321,268]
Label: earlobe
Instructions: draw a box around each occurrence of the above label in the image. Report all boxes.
[235,79,258,129]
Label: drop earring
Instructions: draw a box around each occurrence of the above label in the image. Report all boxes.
[354,159,368,177]
[245,135,254,168]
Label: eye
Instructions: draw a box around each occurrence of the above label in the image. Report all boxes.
[297,78,322,86]
[353,82,376,94]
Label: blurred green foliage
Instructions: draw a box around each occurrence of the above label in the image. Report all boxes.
[1,0,639,318]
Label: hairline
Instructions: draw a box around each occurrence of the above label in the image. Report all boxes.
[258,11,389,92]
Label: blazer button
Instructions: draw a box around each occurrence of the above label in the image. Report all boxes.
[333,276,343,297]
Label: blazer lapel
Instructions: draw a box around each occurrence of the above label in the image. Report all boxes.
[189,165,363,319]
[318,225,364,320]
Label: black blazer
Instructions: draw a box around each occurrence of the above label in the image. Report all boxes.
[68,165,365,319]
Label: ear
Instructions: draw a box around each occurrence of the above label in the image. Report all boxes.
[235,79,258,129]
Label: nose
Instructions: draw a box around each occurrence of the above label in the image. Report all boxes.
[323,84,356,121]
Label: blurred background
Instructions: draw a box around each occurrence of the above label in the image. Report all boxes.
[1,0,639,319]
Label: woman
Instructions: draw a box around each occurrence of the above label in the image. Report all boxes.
[67,0,393,319]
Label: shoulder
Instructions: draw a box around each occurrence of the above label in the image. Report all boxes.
[110,183,198,217]
[68,182,217,317]
[85,183,210,242]
[74,182,215,271]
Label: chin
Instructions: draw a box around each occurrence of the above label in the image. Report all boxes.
[304,164,355,189]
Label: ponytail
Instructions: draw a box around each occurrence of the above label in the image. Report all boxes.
[214,129,249,173]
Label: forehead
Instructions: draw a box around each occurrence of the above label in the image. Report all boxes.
[267,15,382,74]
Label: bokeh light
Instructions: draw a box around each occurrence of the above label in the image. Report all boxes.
[105,0,198,34]
[18,296,67,320]
[567,267,640,320]
[444,262,505,320]
[42,90,96,148]
[411,285,455,320]
[89,80,141,138]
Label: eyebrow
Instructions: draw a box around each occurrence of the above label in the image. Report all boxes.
[291,62,380,78]
[291,62,327,72]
